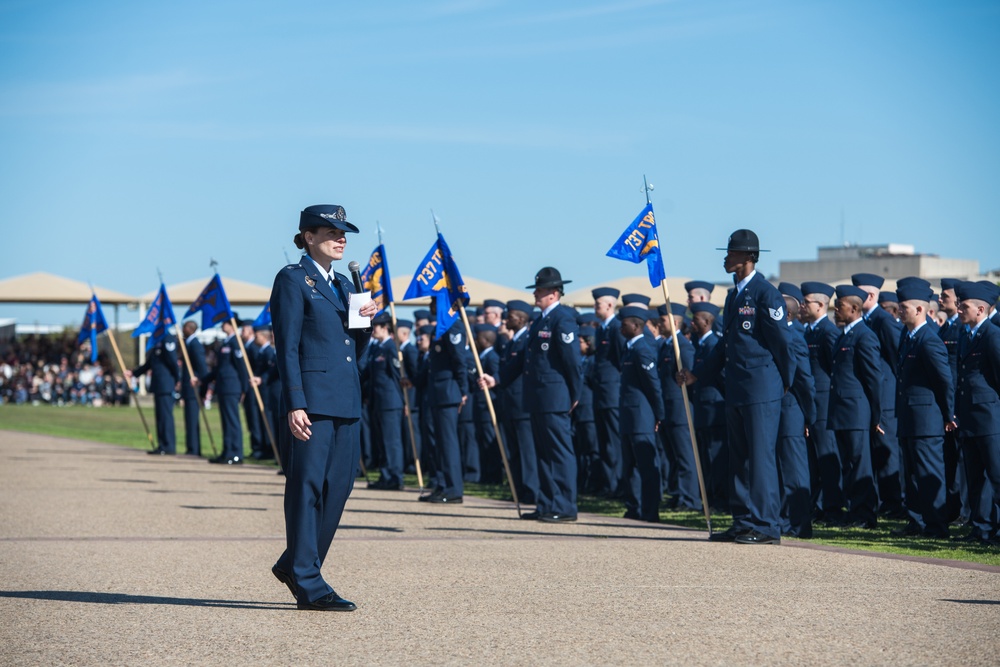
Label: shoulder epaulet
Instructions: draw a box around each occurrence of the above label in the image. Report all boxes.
[285,264,302,270]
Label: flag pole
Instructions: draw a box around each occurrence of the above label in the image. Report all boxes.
[174,324,219,458]
[434,214,522,516]
[380,222,425,488]
[642,176,712,535]
[106,328,156,450]
[230,316,282,466]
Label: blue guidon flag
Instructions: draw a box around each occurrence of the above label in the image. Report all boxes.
[77,293,109,363]
[404,233,470,338]
[133,283,177,350]
[360,243,394,316]
[183,274,235,329]
[606,202,666,288]
[252,301,271,328]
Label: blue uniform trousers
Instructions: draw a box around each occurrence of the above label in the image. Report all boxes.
[663,424,702,511]
[573,419,599,494]
[459,410,479,483]
[276,416,359,604]
[503,417,538,505]
[622,431,661,521]
[728,399,782,538]
[433,405,463,498]
[153,393,176,453]
[697,425,728,510]
[658,428,677,499]
[218,393,243,459]
[777,433,812,537]
[243,393,265,455]
[419,402,438,487]
[374,406,404,487]
[872,409,904,514]
[962,434,1000,539]
[476,418,502,484]
[182,390,200,455]
[532,411,577,517]
[943,431,969,522]
[836,429,878,524]
[594,407,622,495]
[900,435,948,536]
[808,417,843,518]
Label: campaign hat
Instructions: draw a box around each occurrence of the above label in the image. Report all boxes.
[717,229,768,252]
[526,267,571,290]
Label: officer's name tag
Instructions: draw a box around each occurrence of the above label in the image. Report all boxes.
[348,293,373,329]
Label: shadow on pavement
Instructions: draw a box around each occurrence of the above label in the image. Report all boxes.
[425,526,709,542]
[939,599,1000,605]
[0,590,294,611]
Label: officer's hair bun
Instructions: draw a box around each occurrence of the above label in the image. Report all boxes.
[293,233,306,250]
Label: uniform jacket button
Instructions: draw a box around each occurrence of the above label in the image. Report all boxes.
[346,356,352,362]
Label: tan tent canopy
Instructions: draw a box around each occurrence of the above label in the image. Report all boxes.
[389,275,533,307]
[0,272,138,305]
[140,277,272,306]
[563,276,728,309]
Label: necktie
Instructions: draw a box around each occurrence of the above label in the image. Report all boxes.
[328,276,343,307]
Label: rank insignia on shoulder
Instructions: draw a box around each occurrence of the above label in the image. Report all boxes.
[165,342,176,352]
[643,361,655,371]
[769,306,784,321]
[449,333,462,345]
[236,350,243,358]
[561,332,574,344]
[305,276,315,287]
[392,358,400,368]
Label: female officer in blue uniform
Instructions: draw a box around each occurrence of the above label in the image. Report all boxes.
[270,204,378,612]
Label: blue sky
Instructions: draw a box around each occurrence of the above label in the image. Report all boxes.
[1,0,997,326]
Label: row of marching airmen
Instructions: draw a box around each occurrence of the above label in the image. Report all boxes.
[360,227,1000,548]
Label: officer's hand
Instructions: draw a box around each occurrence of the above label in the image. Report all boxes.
[945,420,958,432]
[676,370,696,386]
[804,426,810,437]
[478,374,496,390]
[401,378,413,389]
[190,377,200,388]
[124,370,133,380]
[570,400,579,414]
[458,395,467,413]
[288,409,312,441]
[252,376,262,386]
[875,424,885,435]
[359,300,379,318]
[654,420,660,433]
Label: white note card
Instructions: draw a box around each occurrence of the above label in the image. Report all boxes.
[348,293,373,329]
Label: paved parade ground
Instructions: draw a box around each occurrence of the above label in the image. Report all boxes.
[1,430,998,666]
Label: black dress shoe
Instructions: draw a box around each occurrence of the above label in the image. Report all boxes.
[708,527,740,542]
[147,448,174,455]
[845,518,877,529]
[418,489,441,502]
[426,494,462,504]
[521,511,540,520]
[735,530,781,545]
[297,591,356,612]
[539,513,577,523]
[890,524,923,537]
[272,566,297,600]
[223,456,243,465]
[951,531,989,544]
[623,510,641,521]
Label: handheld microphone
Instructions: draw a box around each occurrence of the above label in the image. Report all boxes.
[348,261,364,293]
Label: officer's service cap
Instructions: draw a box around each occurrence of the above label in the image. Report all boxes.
[473,323,497,335]
[299,204,360,233]
[622,293,651,307]
[417,324,436,337]
[835,285,868,301]
[372,313,392,326]
[717,229,768,253]
[577,313,599,327]
[878,292,899,304]
[506,300,533,316]
[930,293,939,303]
[413,309,432,321]
[778,282,804,304]
[690,302,721,317]
[656,303,687,317]
[473,306,484,317]
[851,273,884,289]
[253,324,272,333]
[940,278,961,292]
[396,318,413,330]
[684,280,715,294]
[619,306,650,322]
[483,299,505,310]
[592,287,620,300]
[801,281,835,298]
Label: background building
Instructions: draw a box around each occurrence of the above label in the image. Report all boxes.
[779,243,980,285]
